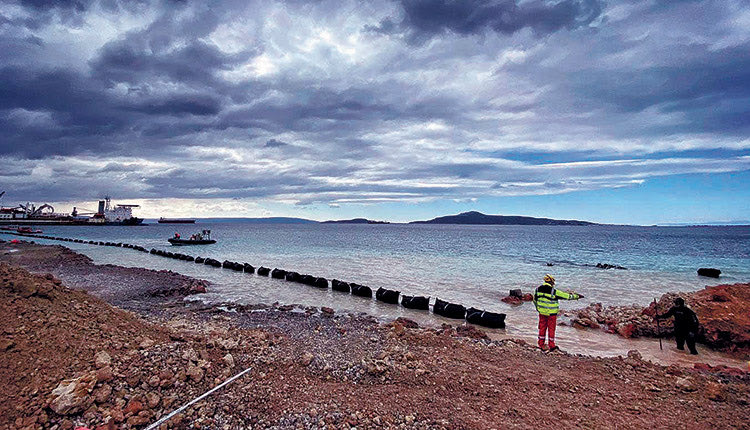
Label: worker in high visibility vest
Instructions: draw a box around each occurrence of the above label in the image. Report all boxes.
[534,274,583,351]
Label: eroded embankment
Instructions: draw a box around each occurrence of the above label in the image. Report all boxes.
[568,283,750,356]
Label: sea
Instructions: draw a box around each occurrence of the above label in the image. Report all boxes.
[8,222,750,367]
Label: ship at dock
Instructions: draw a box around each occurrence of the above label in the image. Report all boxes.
[0,194,143,226]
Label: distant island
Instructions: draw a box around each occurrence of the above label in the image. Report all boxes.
[410,211,596,226]
[322,218,390,224]
[195,217,318,224]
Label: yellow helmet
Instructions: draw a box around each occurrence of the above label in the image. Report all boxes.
[544,274,555,285]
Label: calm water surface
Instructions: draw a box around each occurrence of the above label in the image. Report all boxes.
[8,223,749,367]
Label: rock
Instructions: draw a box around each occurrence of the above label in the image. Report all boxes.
[675,377,698,392]
[706,382,726,402]
[96,366,114,383]
[147,374,160,387]
[501,296,523,305]
[616,322,637,339]
[94,351,111,369]
[300,352,314,366]
[223,353,235,368]
[697,268,721,278]
[626,350,642,361]
[124,399,144,416]
[394,317,419,329]
[187,366,204,382]
[127,410,152,426]
[49,373,97,415]
[456,325,489,340]
[146,392,161,408]
[0,339,15,351]
[321,307,335,315]
[93,384,112,404]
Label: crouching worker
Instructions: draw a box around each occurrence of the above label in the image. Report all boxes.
[534,274,583,351]
[656,297,700,355]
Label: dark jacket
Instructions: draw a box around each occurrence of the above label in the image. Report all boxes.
[659,305,700,333]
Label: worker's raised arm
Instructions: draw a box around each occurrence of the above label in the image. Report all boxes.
[554,289,581,300]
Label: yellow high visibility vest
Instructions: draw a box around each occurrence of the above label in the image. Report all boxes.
[534,282,577,316]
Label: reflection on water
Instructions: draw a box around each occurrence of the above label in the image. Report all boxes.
[11,223,749,369]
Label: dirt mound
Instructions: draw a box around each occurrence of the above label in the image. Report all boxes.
[570,283,750,353]
[0,263,169,428]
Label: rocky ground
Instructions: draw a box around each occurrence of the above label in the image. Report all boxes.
[567,283,750,356]
[1,241,750,430]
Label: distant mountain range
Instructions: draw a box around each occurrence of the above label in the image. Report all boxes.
[409,211,596,226]
[322,218,390,224]
[196,217,318,224]
[189,212,597,225]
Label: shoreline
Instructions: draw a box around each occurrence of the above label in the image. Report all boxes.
[1,241,749,429]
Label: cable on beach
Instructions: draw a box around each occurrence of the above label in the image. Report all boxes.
[144,366,253,430]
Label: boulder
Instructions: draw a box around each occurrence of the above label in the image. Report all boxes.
[94,351,111,369]
[48,372,97,415]
[697,268,721,278]
[501,296,523,305]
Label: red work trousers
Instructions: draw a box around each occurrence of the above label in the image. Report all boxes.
[538,314,557,349]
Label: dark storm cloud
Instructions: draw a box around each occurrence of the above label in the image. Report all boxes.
[0,0,749,209]
[371,0,603,43]
[265,138,288,147]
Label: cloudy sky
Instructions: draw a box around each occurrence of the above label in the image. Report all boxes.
[1,0,748,223]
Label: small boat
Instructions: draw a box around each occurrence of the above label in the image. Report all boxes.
[168,229,215,246]
[159,217,196,224]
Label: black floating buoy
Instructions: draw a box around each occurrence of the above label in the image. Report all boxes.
[285,271,299,282]
[350,283,372,298]
[376,287,400,304]
[314,277,328,288]
[300,274,315,285]
[697,268,721,278]
[231,262,243,271]
[433,298,466,319]
[331,279,350,293]
[257,266,270,276]
[271,268,287,279]
[401,295,429,310]
[195,257,205,264]
[243,263,255,274]
[466,307,506,329]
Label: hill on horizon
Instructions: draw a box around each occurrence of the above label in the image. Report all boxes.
[194,217,318,224]
[410,211,596,226]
